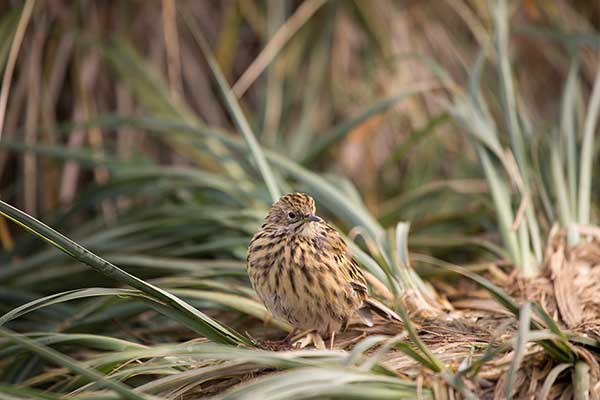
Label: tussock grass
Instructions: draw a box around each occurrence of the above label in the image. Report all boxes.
[0,1,599,399]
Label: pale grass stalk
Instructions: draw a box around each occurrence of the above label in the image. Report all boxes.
[59,52,100,205]
[0,0,35,140]
[162,0,183,99]
[58,106,86,205]
[443,0,489,50]
[24,15,45,216]
[40,33,75,212]
[232,0,326,98]
[263,0,286,147]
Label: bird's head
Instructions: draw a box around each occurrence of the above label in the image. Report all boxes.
[266,192,322,230]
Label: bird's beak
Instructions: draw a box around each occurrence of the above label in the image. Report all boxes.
[307,214,322,222]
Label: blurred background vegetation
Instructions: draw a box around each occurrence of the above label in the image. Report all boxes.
[1,0,598,257]
[0,0,599,399]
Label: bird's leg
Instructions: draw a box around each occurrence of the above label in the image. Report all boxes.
[310,332,326,350]
[329,331,336,350]
[292,330,326,349]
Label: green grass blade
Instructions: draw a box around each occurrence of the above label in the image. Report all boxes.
[0,333,146,359]
[577,63,600,225]
[505,302,531,399]
[170,289,292,331]
[551,139,574,225]
[394,300,444,373]
[0,285,289,340]
[462,49,504,158]
[216,367,422,400]
[134,362,260,396]
[0,328,150,400]
[0,201,252,346]
[530,303,570,345]
[0,288,137,326]
[494,0,542,267]
[392,342,438,372]
[573,361,590,400]
[561,55,580,218]
[494,0,525,169]
[395,222,436,299]
[183,11,281,202]
[477,147,521,268]
[0,385,64,400]
[83,342,343,371]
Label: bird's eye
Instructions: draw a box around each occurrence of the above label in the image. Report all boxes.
[287,212,296,219]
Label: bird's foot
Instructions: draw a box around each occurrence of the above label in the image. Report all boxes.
[292,330,326,350]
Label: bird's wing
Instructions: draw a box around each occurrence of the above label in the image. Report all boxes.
[321,222,369,294]
[346,258,368,294]
[322,222,401,323]
[363,297,401,321]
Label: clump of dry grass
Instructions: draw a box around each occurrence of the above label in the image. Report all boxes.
[508,226,600,336]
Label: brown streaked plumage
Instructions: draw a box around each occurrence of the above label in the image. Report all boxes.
[247,192,400,348]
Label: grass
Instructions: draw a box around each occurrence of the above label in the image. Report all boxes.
[1,1,599,399]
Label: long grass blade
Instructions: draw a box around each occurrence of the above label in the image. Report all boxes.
[0,201,251,346]
[561,55,580,218]
[551,139,574,226]
[0,333,147,360]
[0,288,139,326]
[493,0,542,267]
[0,0,35,139]
[0,385,64,400]
[573,361,590,400]
[232,0,327,98]
[577,63,600,225]
[183,12,281,202]
[477,147,521,268]
[0,328,150,400]
[216,367,422,400]
[505,302,531,399]
[394,301,444,373]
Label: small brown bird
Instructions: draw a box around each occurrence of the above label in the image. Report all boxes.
[247,192,400,349]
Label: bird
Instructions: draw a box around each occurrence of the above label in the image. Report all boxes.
[247,192,401,349]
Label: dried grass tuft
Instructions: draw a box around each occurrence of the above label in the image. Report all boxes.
[507,225,600,338]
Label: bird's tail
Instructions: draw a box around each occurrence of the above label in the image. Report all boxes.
[357,297,402,327]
